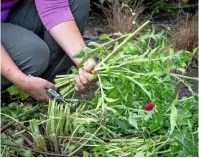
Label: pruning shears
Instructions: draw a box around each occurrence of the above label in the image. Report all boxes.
[28,75,78,104]
[46,88,68,103]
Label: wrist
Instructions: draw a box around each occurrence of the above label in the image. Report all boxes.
[14,74,30,90]
[73,58,82,66]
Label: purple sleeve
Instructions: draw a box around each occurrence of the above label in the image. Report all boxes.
[35,0,74,30]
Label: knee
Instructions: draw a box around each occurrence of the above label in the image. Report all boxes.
[19,36,50,77]
[1,23,50,77]
[28,41,50,76]
[70,0,90,33]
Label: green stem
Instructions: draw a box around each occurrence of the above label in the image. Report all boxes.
[55,77,74,82]
[95,20,150,70]
[111,69,161,76]
[56,79,74,88]
[96,57,162,71]
[170,73,199,81]
[103,33,130,47]
[63,88,75,97]
[126,76,151,99]
[56,74,75,78]
[155,149,171,154]
[149,138,170,156]
[97,74,105,111]
[64,123,84,153]
[67,126,101,156]
[109,138,144,143]
[60,84,74,95]
[178,95,198,102]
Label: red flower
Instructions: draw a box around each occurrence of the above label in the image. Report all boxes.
[144,103,155,111]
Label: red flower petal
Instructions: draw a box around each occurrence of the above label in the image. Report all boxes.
[144,103,155,111]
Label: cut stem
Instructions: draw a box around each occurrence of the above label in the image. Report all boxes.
[95,20,150,70]
[171,73,199,81]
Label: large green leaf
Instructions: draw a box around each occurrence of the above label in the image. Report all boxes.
[170,99,178,135]
[128,113,138,130]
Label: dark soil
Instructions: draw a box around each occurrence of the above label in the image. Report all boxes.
[177,57,198,98]
[84,12,108,37]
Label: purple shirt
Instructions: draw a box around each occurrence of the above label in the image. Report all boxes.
[1,0,74,30]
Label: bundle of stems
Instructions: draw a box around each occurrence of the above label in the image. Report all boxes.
[55,21,150,97]
[46,100,72,136]
[29,119,47,152]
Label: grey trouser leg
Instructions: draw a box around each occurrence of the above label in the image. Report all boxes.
[1,0,90,91]
[1,23,50,91]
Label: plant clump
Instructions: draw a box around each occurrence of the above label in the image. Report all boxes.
[169,14,198,52]
[103,0,144,33]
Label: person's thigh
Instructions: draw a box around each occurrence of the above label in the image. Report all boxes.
[6,0,45,37]
[1,23,50,91]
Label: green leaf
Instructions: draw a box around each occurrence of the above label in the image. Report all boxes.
[71,66,78,74]
[7,85,29,100]
[116,120,127,130]
[144,111,153,121]
[170,98,178,135]
[193,47,198,55]
[68,144,76,152]
[99,34,110,40]
[83,151,89,157]
[23,150,32,157]
[19,90,29,100]
[126,44,140,55]
[7,85,19,95]
[102,84,114,90]
[88,42,102,48]
[104,97,118,103]
[126,76,151,99]
[73,46,96,67]
[105,106,118,114]
[96,97,103,109]
[15,138,24,147]
[169,48,174,54]
[112,32,123,36]
[135,151,145,157]
[128,114,138,130]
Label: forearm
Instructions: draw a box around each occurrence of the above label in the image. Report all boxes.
[1,44,28,88]
[49,21,86,65]
[35,0,91,65]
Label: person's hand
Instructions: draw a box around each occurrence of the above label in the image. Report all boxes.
[75,58,97,92]
[20,76,56,102]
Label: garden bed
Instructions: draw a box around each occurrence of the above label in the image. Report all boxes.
[1,1,198,157]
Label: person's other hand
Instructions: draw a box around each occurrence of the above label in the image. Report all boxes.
[75,58,97,92]
[21,76,56,102]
